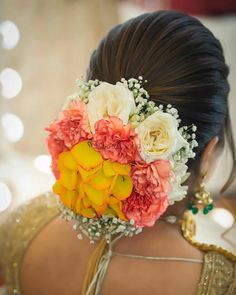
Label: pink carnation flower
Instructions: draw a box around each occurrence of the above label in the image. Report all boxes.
[46,135,68,178]
[92,116,140,164]
[46,101,92,177]
[132,160,171,197]
[122,160,171,227]
[54,100,92,149]
[122,191,169,227]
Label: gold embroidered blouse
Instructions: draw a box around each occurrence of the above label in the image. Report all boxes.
[0,193,235,295]
[0,193,59,295]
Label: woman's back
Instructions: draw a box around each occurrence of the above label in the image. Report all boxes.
[21,213,203,295]
[1,194,235,294]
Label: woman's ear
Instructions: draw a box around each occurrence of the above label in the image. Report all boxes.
[200,136,219,177]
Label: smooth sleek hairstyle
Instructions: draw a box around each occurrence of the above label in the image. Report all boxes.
[87,10,235,192]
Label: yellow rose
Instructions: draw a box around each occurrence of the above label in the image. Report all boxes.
[87,82,136,132]
[53,141,133,220]
[135,111,188,162]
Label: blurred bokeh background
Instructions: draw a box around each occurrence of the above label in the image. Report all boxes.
[0,0,236,266]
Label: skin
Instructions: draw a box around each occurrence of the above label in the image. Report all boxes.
[19,137,220,295]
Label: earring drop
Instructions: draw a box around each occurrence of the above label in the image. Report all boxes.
[187,173,214,215]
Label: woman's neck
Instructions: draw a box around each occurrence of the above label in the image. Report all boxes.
[162,197,189,218]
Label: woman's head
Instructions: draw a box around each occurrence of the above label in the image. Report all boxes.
[87,10,235,192]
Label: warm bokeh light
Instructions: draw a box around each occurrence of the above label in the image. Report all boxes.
[1,113,24,142]
[0,68,22,99]
[0,20,20,49]
[34,155,52,174]
[0,181,12,212]
[211,208,234,229]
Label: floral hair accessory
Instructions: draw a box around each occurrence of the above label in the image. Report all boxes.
[46,77,198,243]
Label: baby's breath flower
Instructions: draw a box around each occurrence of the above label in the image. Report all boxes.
[59,203,138,243]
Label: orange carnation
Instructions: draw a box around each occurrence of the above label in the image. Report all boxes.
[92,116,140,164]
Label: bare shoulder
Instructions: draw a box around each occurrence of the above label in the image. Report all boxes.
[20,217,96,295]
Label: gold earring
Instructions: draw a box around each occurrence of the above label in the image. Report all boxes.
[187,173,214,215]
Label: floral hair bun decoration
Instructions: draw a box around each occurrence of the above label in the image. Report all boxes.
[46,77,198,243]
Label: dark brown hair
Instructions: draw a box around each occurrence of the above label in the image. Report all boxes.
[87,10,236,192]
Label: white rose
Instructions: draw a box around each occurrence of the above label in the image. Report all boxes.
[87,82,136,132]
[135,111,188,163]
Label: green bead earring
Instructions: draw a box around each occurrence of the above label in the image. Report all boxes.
[187,173,214,215]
